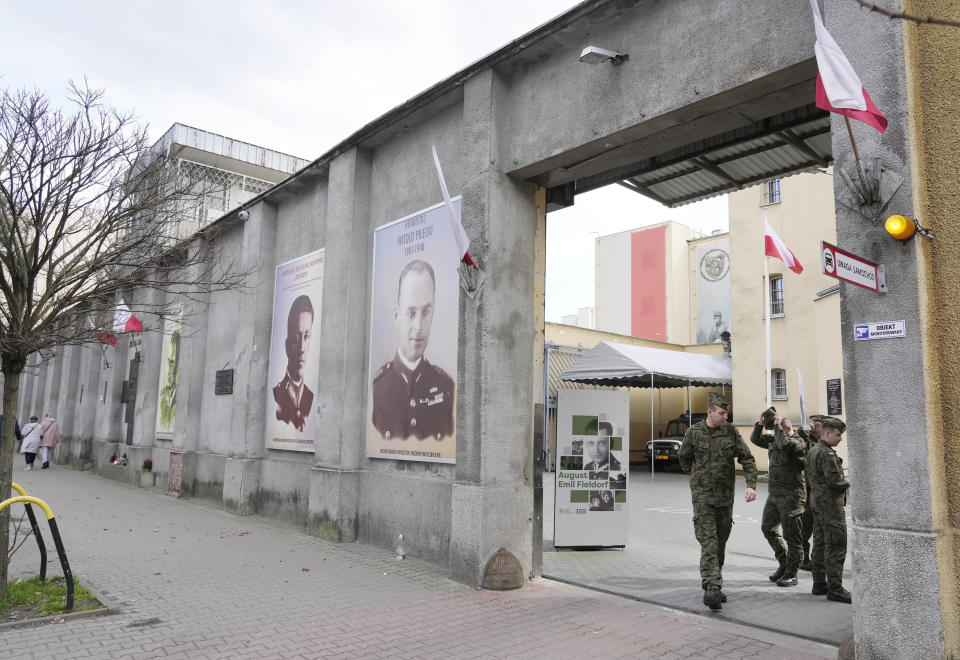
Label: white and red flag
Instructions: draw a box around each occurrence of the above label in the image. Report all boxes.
[87,317,117,346]
[432,146,478,269]
[764,219,803,275]
[113,299,143,334]
[809,0,887,132]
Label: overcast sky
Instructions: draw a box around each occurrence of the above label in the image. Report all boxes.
[2,0,727,322]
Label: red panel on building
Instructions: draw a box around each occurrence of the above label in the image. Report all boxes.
[630,226,667,341]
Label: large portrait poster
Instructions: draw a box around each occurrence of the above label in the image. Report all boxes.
[155,305,183,438]
[365,199,461,464]
[265,249,325,452]
[695,239,731,344]
[554,389,630,548]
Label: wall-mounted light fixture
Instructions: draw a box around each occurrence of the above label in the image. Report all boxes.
[884,214,934,241]
[579,46,628,65]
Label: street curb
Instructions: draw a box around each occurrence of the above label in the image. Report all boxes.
[0,576,121,632]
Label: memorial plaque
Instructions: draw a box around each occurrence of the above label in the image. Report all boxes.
[826,378,842,415]
[215,369,234,395]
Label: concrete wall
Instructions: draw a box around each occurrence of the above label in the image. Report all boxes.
[30,1,935,611]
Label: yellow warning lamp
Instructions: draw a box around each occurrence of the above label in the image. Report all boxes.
[885,214,916,241]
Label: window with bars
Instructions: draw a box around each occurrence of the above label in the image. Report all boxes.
[178,159,272,226]
[763,178,782,205]
[769,276,784,317]
[771,368,787,400]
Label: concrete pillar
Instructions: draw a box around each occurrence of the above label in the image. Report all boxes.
[170,244,213,495]
[56,345,82,438]
[825,1,946,656]
[42,346,64,417]
[222,202,278,513]
[132,288,165,448]
[450,69,539,586]
[307,148,371,541]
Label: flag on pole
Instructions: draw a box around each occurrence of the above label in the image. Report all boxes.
[113,299,143,334]
[764,219,803,274]
[88,317,117,346]
[809,0,887,132]
[796,367,807,426]
[432,146,478,269]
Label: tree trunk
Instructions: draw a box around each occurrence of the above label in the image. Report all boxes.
[0,358,25,600]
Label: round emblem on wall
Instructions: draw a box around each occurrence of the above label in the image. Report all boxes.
[698,248,730,282]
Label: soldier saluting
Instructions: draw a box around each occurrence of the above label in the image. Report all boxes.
[806,416,852,603]
[678,393,758,611]
[372,259,454,441]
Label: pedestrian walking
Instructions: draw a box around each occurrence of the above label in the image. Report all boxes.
[805,416,852,604]
[750,407,807,587]
[678,392,758,611]
[19,415,42,470]
[39,412,61,469]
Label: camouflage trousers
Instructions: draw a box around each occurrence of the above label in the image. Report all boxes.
[692,502,734,590]
[811,505,847,588]
[760,491,805,573]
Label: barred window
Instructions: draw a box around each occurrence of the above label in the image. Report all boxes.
[769,276,784,317]
[771,368,787,400]
[764,178,782,205]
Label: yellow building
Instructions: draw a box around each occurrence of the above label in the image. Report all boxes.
[728,170,847,466]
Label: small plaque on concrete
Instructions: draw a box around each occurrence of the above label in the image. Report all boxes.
[215,369,234,395]
[482,547,524,590]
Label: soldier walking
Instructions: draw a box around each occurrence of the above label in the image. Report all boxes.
[805,417,852,604]
[796,415,825,571]
[678,393,758,611]
[750,408,807,587]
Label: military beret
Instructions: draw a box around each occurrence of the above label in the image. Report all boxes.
[821,417,846,433]
[707,392,730,410]
[761,407,777,429]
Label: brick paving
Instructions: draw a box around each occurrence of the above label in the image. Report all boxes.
[543,470,854,645]
[5,468,836,659]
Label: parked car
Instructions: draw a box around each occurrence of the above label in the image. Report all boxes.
[638,414,706,471]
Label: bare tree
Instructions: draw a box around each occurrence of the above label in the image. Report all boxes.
[0,81,246,597]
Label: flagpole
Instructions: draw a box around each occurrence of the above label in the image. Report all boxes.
[763,213,772,409]
[844,116,872,201]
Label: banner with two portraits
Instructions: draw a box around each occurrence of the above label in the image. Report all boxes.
[265,249,325,452]
[365,199,461,464]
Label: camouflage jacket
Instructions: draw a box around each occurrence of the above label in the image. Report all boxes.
[679,421,758,506]
[805,440,850,510]
[750,423,806,497]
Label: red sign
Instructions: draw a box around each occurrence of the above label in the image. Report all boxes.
[820,241,885,293]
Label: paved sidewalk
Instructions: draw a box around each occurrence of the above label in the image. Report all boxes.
[543,470,854,645]
[5,468,836,659]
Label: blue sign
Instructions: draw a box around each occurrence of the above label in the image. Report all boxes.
[855,325,869,339]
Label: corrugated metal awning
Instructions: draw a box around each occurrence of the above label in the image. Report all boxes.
[547,103,831,210]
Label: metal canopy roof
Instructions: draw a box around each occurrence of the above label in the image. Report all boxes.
[547,103,831,210]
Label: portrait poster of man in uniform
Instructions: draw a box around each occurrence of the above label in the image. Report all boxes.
[265,249,325,452]
[366,199,460,464]
[695,239,732,344]
[154,305,183,438]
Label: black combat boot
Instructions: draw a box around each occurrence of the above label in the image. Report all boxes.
[827,586,852,603]
[703,588,722,610]
[776,573,798,587]
[799,557,812,571]
[718,590,727,603]
[812,581,829,595]
[768,563,786,582]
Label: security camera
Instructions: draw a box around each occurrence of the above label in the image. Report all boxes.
[237,209,250,221]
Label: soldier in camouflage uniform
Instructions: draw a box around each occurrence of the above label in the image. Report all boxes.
[805,417,852,604]
[796,415,825,571]
[750,408,807,587]
[678,393,758,611]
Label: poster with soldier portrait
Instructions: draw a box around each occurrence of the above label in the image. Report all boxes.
[155,305,183,438]
[365,199,461,464]
[695,239,732,344]
[265,249,325,452]
[554,389,630,548]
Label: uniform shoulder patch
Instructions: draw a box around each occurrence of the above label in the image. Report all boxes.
[374,361,392,382]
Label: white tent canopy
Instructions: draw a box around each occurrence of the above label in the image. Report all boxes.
[558,341,731,388]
